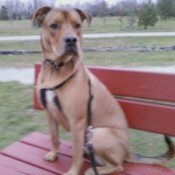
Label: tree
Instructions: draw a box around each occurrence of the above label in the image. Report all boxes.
[138,1,158,29]
[0,5,9,20]
[157,0,175,20]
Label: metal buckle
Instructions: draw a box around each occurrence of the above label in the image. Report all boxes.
[86,125,93,145]
[53,62,59,69]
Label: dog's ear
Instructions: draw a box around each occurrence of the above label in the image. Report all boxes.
[75,9,92,26]
[32,6,52,27]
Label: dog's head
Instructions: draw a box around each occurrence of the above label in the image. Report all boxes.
[32,7,91,63]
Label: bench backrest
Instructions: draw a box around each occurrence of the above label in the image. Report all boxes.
[34,63,175,136]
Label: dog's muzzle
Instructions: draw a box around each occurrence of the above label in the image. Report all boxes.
[64,36,78,55]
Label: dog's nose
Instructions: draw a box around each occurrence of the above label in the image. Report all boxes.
[64,36,77,45]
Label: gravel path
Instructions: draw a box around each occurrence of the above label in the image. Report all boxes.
[0,68,33,84]
[1,32,175,41]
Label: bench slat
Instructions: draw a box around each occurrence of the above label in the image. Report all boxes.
[21,132,73,158]
[1,142,71,174]
[0,154,56,175]
[119,99,175,136]
[89,66,175,102]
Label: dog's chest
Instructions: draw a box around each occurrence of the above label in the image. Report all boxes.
[40,89,62,112]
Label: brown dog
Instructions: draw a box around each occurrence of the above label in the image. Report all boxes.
[33,7,174,175]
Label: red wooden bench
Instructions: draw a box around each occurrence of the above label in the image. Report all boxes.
[0,63,175,175]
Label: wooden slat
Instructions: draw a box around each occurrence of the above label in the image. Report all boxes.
[0,154,56,175]
[34,63,41,85]
[1,142,71,174]
[21,132,73,158]
[0,167,22,175]
[1,142,92,175]
[119,99,175,136]
[122,163,175,175]
[89,66,175,102]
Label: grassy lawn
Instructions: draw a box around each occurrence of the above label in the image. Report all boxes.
[1,49,175,68]
[0,17,175,36]
[0,37,175,68]
[1,36,175,50]
[0,82,70,149]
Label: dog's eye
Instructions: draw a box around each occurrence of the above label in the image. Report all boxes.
[50,23,58,30]
[74,23,81,29]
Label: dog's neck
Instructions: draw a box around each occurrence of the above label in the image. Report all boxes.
[40,54,83,89]
[44,56,73,71]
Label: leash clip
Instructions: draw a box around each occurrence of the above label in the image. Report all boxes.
[53,62,59,69]
[86,125,93,144]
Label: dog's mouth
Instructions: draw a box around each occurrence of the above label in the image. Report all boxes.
[64,43,78,56]
[53,45,78,66]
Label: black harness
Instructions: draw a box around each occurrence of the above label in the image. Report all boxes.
[40,60,99,175]
[85,79,99,175]
[40,59,76,110]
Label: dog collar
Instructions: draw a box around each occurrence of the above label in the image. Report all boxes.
[44,59,65,69]
[44,55,74,70]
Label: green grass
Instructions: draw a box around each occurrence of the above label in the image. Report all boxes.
[0,20,39,36]
[0,82,45,148]
[84,50,175,67]
[0,54,41,68]
[1,17,175,36]
[129,129,175,168]
[0,41,41,51]
[1,36,175,51]
[0,50,175,68]
[0,82,70,149]
[0,37,175,68]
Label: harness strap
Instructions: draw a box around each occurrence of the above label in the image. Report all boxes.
[86,142,99,175]
[86,78,99,175]
[50,72,76,91]
[87,79,93,126]
[40,70,77,109]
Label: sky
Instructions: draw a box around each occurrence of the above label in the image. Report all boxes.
[1,0,157,6]
[56,0,117,6]
[56,0,157,5]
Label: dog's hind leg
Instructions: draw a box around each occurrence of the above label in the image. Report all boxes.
[85,149,124,175]
[44,111,59,161]
[84,162,123,175]
[85,128,127,175]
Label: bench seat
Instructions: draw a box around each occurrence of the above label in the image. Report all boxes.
[0,132,174,175]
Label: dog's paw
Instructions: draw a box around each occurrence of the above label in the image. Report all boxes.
[63,172,74,175]
[84,168,94,175]
[63,169,77,175]
[44,151,57,161]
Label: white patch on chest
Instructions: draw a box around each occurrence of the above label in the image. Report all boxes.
[46,90,55,103]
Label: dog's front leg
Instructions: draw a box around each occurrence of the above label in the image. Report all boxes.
[65,119,86,175]
[44,111,59,161]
